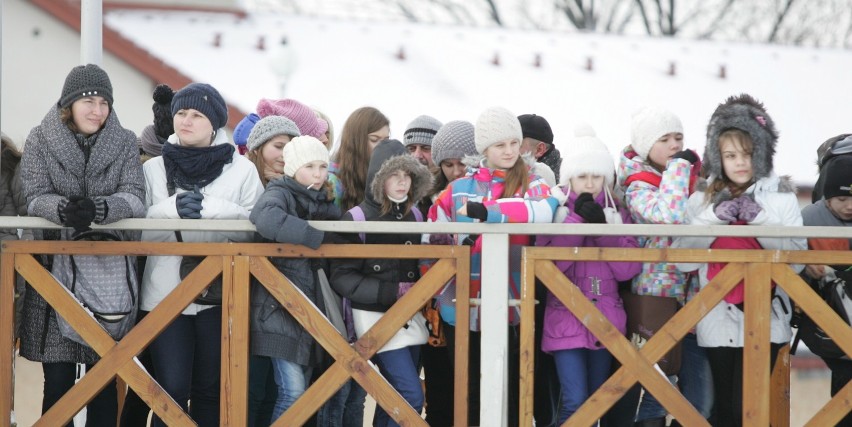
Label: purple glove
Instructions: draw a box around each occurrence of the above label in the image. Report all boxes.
[714,199,739,222]
[737,196,762,222]
[397,282,415,300]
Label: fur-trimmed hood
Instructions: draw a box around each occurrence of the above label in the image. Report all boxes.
[366,139,432,205]
[705,94,778,181]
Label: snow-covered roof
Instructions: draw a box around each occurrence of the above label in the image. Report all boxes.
[106,9,852,186]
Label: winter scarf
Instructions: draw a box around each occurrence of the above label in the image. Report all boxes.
[138,125,165,158]
[162,141,234,191]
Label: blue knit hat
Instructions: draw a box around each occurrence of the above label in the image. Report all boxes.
[233,113,260,147]
[171,83,228,130]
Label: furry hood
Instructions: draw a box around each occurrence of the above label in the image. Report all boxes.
[366,139,433,204]
[705,94,779,181]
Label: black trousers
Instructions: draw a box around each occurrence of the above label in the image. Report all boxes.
[43,362,117,427]
[823,358,852,426]
[705,343,783,427]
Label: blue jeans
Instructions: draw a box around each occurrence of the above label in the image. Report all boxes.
[248,355,276,426]
[316,378,367,427]
[42,362,117,427]
[147,307,221,427]
[372,346,424,427]
[552,348,612,424]
[270,358,312,419]
[636,332,713,421]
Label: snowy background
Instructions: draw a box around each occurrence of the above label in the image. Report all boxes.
[106,8,851,186]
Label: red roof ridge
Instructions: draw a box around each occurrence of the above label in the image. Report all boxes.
[30,0,247,129]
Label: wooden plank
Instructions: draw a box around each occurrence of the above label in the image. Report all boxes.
[524,246,852,266]
[565,261,742,425]
[536,260,709,426]
[17,253,219,426]
[775,265,852,359]
[0,252,15,427]
[518,248,536,427]
[221,256,250,426]
[454,249,471,427]
[770,345,791,427]
[806,372,852,427]
[743,263,772,426]
[2,240,460,259]
[252,257,451,426]
[774,265,852,426]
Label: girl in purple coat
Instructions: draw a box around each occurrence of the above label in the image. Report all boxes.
[537,125,642,424]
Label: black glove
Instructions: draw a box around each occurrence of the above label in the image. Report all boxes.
[63,196,96,231]
[465,202,488,222]
[573,192,606,224]
[176,191,204,219]
[461,234,479,246]
[671,149,699,165]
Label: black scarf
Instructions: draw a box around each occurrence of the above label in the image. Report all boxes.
[162,141,235,191]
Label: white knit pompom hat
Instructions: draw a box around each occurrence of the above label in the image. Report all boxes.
[282,136,330,177]
[474,106,523,154]
[559,123,615,187]
[630,107,683,160]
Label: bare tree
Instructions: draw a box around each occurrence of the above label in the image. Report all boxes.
[767,0,797,43]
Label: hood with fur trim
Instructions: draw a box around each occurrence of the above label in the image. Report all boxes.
[367,139,433,205]
[705,94,778,181]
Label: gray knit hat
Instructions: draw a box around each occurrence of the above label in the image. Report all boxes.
[59,64,114,109]
[403,115,442,147]
[171,83,228,130]
[432,121,476,166]
[247,116,301,152]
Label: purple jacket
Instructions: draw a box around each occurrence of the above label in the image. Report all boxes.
[536,191,642,352]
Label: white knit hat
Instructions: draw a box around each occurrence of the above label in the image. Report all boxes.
[474,106,523,154]
[630,107,683,160]
[559,124,615,187]
[283,136,330,177]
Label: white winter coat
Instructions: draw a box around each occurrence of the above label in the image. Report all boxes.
[140,132,264,314]
[673,173,806,348]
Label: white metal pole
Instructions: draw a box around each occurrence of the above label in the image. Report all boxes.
[480,233,510,426]
[80,0,103,65]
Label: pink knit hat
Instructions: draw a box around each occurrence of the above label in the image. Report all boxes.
[256,98,328,139]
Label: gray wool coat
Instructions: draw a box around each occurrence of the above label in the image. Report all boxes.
[19,106,146,364]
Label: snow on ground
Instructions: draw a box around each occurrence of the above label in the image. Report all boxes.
[106,10,852,185]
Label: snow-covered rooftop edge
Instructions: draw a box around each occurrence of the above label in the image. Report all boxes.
[106,9,852,186]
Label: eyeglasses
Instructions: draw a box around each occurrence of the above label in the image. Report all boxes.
[819,134,852,168]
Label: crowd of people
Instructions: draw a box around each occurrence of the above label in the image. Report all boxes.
[2,63,851,427]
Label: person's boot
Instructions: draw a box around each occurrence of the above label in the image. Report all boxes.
[634,417,666,427]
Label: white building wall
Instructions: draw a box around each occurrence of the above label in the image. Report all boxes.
[1,0,155,148]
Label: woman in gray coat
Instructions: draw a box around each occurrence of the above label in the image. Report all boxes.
[20,64,146,425]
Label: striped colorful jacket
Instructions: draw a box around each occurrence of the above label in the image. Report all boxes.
[616,146,699,302]
[427,156,558,331]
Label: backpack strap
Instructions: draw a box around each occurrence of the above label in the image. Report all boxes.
[412,205,424,222]
[347,205,366,243]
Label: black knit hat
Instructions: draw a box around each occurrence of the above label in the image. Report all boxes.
[823,156,852,200]
[58,64,114,109]
[171,83,228,130]
[518,114,554,144]
[705,94,779,181]
[152,84,175,139]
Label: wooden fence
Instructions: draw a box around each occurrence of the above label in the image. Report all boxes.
[3,221,852,425]
[0,240,470,427]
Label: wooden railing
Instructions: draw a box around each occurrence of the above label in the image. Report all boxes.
[520,247,852,427]
[0,240,470,427]
[4,219,852,426]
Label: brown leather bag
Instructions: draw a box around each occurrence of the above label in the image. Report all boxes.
[622,292,682,375]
